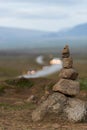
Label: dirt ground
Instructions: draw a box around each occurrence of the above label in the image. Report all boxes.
[0,98,87,130]
[0,102,87,130]
[0,78,87,130]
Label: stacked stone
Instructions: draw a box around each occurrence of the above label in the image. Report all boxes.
[53,45,80,96]
[32,45,87,123]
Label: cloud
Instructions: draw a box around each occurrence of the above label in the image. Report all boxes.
[0,0,75,3]
[0,0,87,31]
[0,0,85,4]
[16,5,69,20]
[0,2,69,19]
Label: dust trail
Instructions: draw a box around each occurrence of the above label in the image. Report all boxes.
[21,56,62,78]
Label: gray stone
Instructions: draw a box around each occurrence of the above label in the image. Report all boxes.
[53,79,80,96]
[59,68,78,80]
[32,93,67,121]
[63,57,73,68]
[64,98,87,122]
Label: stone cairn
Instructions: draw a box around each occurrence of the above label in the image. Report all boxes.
[53,45,80,96]
[32,45,87,122]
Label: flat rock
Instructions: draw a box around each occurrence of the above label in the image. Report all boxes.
[63,57,73,68]
[59,68,78,80]
[64,98,87,122]
[53,79,80,96]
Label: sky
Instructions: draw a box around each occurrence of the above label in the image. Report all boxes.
[0,0,87,31]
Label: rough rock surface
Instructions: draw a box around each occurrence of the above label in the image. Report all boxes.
[59,68,78,80]
[64,98,87,122]
[53,79,80,96]
[32,92,67,121]
[63,57,73,68]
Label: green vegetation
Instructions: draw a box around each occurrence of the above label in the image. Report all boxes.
[0,77,34,94]
[80,79,87,90]
[5,78,34,93]
[6,78,34,89]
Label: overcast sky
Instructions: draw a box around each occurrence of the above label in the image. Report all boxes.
[0,0,87,31]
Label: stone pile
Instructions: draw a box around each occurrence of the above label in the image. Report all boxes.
[53,45,80,96]
[32,45,87,123]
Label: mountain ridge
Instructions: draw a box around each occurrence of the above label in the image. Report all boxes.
[0,23,87,49]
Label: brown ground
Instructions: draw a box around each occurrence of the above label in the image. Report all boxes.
[0,78,87,130]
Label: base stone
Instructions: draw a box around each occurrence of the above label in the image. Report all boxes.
[64,98,87,122]
[32,93,87,122]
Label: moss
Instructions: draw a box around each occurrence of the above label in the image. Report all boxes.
[6,77,34,89]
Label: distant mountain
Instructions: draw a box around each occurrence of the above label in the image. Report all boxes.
[0,27,48,39]
[48,23,87,38]
[0,27,49,49]
[0,23,87,49]
[66,23,87,37]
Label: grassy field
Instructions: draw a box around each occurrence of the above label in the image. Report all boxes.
[0,49,87,86]
[0,52,43,80]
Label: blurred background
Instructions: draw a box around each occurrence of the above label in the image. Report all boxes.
[0,0,87,81]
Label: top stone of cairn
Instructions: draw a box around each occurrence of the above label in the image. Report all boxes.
[62,45,70,58]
